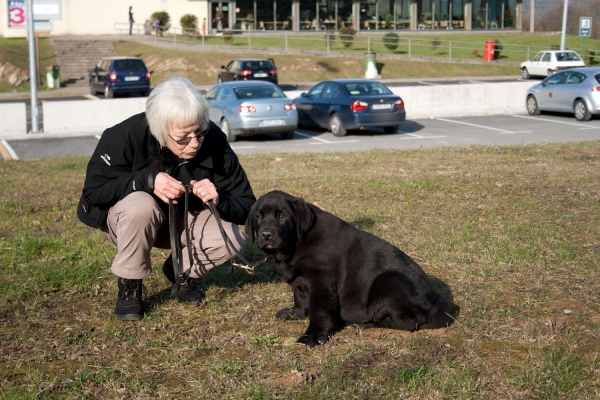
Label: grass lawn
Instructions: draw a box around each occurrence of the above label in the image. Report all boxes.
[1,142,599,398]
[0,37,56,92]
[114,41,519,86]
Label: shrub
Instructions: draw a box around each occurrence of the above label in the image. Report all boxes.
[180,14,198,36]
[151,11,170,36]
[585,50,597,65]
[431,39,441,51]
[494,40,503,59]
[222,31,234,45]
[338,27,356,49]
[471,49,480,58]
[550,44,560,50]
[383,32,399,53]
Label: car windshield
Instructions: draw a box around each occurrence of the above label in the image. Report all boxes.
[344,82,392,96]
[113,59,146,72]
[242,61,274,70]
[233,86,286,99]
[555,52,581,62]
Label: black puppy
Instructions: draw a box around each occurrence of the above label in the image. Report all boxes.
[245,190,452,347]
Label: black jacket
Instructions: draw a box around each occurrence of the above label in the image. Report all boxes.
[77,112,255,228]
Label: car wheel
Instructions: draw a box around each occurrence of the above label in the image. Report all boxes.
[104,85,114,99]
[142,89,150,97]
[280,130,295,140]
[329,113,347,137]
[521,68,530,79]
[547,69,555,76]
[526,95,541,115]
[384,126,399,134]
[221,118,236,142]
[574,100,592,121]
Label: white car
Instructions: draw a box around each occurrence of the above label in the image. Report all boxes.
[521,50,585,79]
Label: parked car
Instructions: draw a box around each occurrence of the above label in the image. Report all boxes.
[520,50,585,79]
[525,67,600,121]
[292,79,406,136]
[218,58,278,85]
[89,57,150,98]
[205,81,297,142]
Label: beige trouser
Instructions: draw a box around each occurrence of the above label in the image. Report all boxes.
[101,191,245,280]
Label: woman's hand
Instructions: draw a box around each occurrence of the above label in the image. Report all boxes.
[153,172,185,204]
[190,179,219,205]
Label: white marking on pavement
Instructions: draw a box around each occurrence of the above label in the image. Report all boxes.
[511,114,600,129]
[84,94,100,100]
[230,146,256,149]
[94,135,101,139]
[295,131,330,143]
[0,140,19,160]
[418,82,440,86]
[436,118,528,134]
[310,140,358,145]
[399,133,447,139]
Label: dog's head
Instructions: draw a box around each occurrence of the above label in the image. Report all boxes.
[245,190,315,255]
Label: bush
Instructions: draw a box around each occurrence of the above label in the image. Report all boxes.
[431,38,441,51]
[585,50,597,65]
[151,11,170,36]
[494,40,503,59]
[471,49,480,58]
[383,32,399,53]
[338,27,356,49]
[180,14,198,36]
[222,31,234,45]
[551,44,560,50]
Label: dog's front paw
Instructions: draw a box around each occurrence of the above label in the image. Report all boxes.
[296,333,328,347]
[275,307,305,320]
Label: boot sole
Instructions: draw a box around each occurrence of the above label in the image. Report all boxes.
[115,313,143,321]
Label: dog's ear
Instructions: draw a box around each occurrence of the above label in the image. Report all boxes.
[244,200,259,243]
[290,197,315,239]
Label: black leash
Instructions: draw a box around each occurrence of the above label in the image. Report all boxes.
[167,164,268,298]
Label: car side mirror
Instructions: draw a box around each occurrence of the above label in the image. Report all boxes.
[542,81,547,87]
[301,92,307,97]
[220,65,226,69]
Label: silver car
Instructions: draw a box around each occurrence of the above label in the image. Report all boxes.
[205,81,298,142]
[525,67,600,121]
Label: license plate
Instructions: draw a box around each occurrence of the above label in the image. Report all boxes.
[262,119,283,126]
[124,76,140,81]
[254,73,268,78]
[372,104,391,110]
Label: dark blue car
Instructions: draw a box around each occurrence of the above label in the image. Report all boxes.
[89,57,151,98]
[293,79,406,136]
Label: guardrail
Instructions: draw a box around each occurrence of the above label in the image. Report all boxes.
[113,23,600,64]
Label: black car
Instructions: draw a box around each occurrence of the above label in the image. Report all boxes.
[218,58,278,85]
[89,57,151,98]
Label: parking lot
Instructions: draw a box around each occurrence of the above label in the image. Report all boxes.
[2,112,598,161]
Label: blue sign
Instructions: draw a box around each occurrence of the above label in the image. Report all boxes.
[579,17,592,37]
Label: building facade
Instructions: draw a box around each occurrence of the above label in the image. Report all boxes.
[1,0,524,38]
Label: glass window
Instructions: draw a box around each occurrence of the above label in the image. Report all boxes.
[308,82,327,97]
[542,53,551,62]
[395,0,412,29]
[322,84,341,99]
[532,52,543,62]
[345,82,392,95]
[113,59,146,72]
[205,87,221,100]
[235,0,255,30]
[565,72,586,85]
[595,74,600,85]
[217,87,231,101]
[234,85,286,99]
[545,72,566,86]
[242,60,274,70]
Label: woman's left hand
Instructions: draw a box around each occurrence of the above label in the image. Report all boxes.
[190,179,219,205]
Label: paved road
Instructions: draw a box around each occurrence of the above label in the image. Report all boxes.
[1,112,598,161]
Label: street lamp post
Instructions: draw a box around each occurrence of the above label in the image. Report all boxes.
[560,0,568,50]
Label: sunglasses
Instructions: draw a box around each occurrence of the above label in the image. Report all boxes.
[169,119,211,145]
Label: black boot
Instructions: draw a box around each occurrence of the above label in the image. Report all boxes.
[114,278,145,320]
[162,257,204,304]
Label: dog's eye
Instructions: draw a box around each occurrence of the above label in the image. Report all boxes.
[277,212,285,222]
[256,213,262,221]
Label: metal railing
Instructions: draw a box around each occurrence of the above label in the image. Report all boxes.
[113,23,600,65]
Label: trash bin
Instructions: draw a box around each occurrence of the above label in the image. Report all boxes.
[364,52,380,79]
[46,65,60,89]
[483,40,495,61]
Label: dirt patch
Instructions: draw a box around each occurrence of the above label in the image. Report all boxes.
[0,62,29,86]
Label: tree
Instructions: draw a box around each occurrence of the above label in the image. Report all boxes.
[338,27,356,49]
[151,11,171,36]
[383,33,399,53]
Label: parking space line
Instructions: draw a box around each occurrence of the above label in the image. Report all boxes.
[511,114,600,129]
[0,140,18,160]
[418,82,440,86]
[94,135,101,139]
[84,94,100,100]
[295,131,331,143]
[436,117,526,134]
[399,133,447,139]
[230,146,256,150]
[310,140,358,145]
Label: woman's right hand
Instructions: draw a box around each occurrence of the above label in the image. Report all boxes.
[153,172,185,204]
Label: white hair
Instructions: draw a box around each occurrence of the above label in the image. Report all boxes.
[146,76,209,146]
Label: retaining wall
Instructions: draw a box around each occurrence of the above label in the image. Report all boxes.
[0,102,27,136]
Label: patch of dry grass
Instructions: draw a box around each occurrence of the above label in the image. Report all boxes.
[0,143,599,398]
